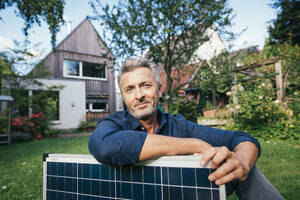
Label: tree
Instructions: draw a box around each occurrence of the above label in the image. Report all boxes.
[90,0,233,111]
[0,41,60,119]
[268,0,300,45]
[0,0,65,47]
[194,51,236,107]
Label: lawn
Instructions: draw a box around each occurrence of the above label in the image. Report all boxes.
[0,137,299,200]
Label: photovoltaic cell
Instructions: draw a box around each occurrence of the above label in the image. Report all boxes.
[43,154,226,200]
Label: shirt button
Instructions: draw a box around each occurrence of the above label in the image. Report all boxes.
[141,127,145,130]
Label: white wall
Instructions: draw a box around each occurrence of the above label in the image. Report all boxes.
[27,79,86,129]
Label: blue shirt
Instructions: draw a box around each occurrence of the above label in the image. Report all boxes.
[88,110,260,165]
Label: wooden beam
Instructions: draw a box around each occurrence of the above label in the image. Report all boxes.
[275,60,283,103]
[232,58,278,72]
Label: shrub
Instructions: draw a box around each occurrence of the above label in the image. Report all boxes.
[77,120,97,132]
[11,112,51,139]
[231,80,286,126]
[0,115,8,134]
[170,97,198,122]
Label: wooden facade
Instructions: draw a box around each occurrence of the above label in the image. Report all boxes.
[42,17,116,120]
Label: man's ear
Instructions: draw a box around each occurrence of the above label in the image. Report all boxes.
[158,84,162,97]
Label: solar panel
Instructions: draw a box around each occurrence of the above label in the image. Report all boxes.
[43,154,226,200]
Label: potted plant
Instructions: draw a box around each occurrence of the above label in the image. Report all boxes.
[203,102,217,119]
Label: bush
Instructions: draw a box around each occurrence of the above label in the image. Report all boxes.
[77,120,97,132]
[169,97,198,122]
[0,115,8,134]
[232,80,285,126]
[11,112,51,139]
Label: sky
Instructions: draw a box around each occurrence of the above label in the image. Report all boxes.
[0,0,277,58]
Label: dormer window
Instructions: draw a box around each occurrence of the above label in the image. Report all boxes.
[63,59,106,80]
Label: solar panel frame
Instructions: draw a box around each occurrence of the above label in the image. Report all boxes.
[43,154,226,200]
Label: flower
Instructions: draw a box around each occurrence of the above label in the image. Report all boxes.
[235,105,240,110]
[274,99,280,104]
[261,83,265,87]
[259,96,263,99]
[226,91,232,96]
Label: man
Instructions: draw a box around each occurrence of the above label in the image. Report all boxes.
[89,57,284,199]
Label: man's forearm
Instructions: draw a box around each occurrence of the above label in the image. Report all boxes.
[139,134,211,161]
[234,141,259,178]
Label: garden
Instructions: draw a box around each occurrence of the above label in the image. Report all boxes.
[0,136,299,199]
[0,42,299,200]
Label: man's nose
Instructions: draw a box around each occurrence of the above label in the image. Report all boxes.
[135,88,145,100]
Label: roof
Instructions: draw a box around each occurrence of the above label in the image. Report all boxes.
[43,17,114,62]
[0,95,14,101]
[159,61,206,93]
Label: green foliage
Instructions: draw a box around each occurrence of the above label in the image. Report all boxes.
[195,51,236,94]
[77,120,97,132]
[0,0,65,47]
[90,0,234,108]
[0,115,8,134]
[233,79,285,126]
[264,42,300,98]
[288,91,300,117]
[170,97,198,122]
[229,119,299,141]
[11,112,51,138]
[1,42,61,139]
[268,0,300,45]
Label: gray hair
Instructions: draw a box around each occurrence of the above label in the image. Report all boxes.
[118,57,161,88]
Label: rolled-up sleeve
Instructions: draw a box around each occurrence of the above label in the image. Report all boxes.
[88,119,147,165]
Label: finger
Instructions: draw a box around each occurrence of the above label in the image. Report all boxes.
[214,167,244,185]
[208,161,235,182]
[201,147,217,166]
[211,147,231,169]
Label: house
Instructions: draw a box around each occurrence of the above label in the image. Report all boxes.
[158,28,225,95]
[30,17,116,129]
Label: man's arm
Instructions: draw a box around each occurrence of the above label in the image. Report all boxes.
[201,141,259,185]
[139,133,212,161]
[140,134,259,185]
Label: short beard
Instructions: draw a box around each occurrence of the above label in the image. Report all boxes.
[130,106,157,120]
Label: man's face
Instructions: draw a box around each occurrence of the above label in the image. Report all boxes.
[120,67,160,120]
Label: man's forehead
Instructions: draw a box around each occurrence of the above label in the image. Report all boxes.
[120,67,156,87]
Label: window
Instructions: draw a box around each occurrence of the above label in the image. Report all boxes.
[92,102,107,110]
[63,59,106,79]
[82,62,105,78]
[64,60,80,76]
[86,97,108,112]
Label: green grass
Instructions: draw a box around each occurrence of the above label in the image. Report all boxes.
[0,137,299,200]
[0,137,89,200]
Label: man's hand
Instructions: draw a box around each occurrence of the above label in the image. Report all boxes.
[200,142,259,185]
[139,134,258,185]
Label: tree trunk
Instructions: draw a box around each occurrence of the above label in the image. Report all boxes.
[212,89,217,108]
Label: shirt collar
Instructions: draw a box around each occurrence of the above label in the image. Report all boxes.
[126,109,166,132]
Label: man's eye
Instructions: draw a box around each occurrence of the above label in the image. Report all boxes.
[125,88,133,92]
[144,84,152,88]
